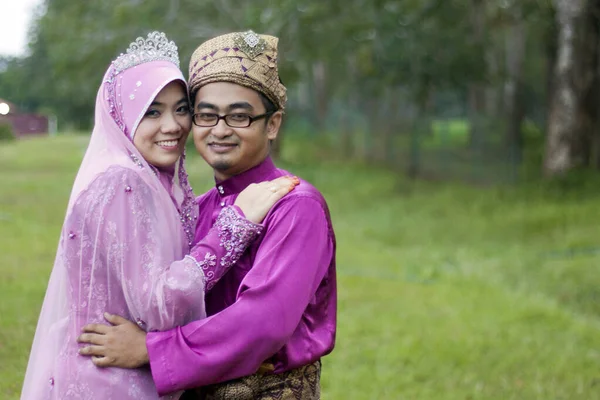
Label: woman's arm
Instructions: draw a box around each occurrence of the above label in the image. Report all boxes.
[72,167,261,331]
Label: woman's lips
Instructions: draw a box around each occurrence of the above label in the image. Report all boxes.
[155,139,180,150]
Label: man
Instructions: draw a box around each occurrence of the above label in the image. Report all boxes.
[78,31,337,399]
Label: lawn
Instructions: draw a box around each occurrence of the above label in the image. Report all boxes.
[1,134,599,399]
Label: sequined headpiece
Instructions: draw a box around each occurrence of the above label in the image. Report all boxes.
[103,31,185,139]
[188,30,287,110]
[112,31,179,74]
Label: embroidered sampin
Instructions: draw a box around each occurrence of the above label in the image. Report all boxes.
[234,30,267,59]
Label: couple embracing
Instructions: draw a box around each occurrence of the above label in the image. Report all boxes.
[21,30,336,400]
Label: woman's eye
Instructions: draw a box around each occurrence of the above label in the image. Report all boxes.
[145,109,160,118]
[176,105,191,114]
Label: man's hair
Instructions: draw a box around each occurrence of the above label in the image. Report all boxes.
[259,92,278,117]
[258,92,278,144]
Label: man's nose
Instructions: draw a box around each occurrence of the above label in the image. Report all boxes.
[210,118,233,138]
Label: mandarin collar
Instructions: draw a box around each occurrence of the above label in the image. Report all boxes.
[215,156,277,196]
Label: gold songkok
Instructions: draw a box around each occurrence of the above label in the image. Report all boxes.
[188,31,287,110]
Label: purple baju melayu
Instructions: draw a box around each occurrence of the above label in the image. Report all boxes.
[147,156,337,395]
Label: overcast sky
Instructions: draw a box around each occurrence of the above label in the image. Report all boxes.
[0,0,43,57]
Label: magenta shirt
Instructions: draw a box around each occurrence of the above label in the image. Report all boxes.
[146,157,337,395]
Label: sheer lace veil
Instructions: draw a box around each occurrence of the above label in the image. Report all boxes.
[21,33,199,399]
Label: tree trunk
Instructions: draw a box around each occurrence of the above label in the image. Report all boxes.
[383,87,401,165]
[504,8,527,162]
[468,0,487,149]
[593,15,600,169]
[543,0,600,176]
[312,61,329,131]
[544,8,558,124]
[340,88,358,159]
[340,56,358,159]
[485,41,501,118]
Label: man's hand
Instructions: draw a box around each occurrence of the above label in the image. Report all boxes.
[77,313,149,368]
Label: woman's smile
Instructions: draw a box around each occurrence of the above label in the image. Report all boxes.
[155,138,181,150]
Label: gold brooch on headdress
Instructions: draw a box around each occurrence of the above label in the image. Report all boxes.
[234,31,267,59]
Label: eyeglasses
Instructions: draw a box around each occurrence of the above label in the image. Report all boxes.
[192,112,274,128]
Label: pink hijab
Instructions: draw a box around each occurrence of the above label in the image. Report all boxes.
[21,32,203,399]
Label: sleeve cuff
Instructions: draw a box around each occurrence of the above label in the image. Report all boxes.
[147,330,177,396]
[229,205,266,231]
[230,204,246,218]
[220,206,264,235]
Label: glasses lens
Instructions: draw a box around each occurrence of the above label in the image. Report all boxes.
[225,114,251,127]
[195,113,218,126]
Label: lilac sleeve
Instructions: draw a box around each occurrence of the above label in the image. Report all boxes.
[188,205,263,291]
[146,195,333,395]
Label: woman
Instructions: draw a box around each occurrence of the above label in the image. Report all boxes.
[20,32,296,399]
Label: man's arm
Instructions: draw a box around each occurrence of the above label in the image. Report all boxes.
[76,181,302,368]
[76,204,264,367]
[148,194,333,395]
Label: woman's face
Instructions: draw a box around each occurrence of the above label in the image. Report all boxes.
[133,81,191,168]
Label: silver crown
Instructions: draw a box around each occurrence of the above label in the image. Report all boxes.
[112,31,179,74]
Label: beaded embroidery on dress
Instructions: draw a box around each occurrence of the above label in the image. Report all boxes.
[22,31,264,399]
[21,32,199,400]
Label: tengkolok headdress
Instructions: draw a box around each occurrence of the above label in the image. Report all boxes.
[188,30,287,110]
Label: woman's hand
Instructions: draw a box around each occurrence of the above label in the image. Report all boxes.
[234,176,300,223]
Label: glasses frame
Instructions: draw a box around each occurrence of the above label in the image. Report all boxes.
[192,111,275,128]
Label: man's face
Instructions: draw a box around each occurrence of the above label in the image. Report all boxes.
[192,82,282,180]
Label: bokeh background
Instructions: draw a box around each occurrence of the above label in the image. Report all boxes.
[1,0,600,399]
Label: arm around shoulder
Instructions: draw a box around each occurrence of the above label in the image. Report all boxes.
[146,191,335,393]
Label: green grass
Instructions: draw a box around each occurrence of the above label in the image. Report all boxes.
[2,134,600,399]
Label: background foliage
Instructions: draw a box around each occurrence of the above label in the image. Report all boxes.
[5,0,600,181]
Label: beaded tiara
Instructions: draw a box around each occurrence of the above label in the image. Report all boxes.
[112,31,179,74]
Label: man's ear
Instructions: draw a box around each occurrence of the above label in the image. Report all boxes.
[266,111,283,140]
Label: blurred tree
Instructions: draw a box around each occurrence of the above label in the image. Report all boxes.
[503,2,527,162]
[3,0,600,179]
[544,0,600,176]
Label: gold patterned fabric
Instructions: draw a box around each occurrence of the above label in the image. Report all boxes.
[188,31,287,110]
[181,360,321,400]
